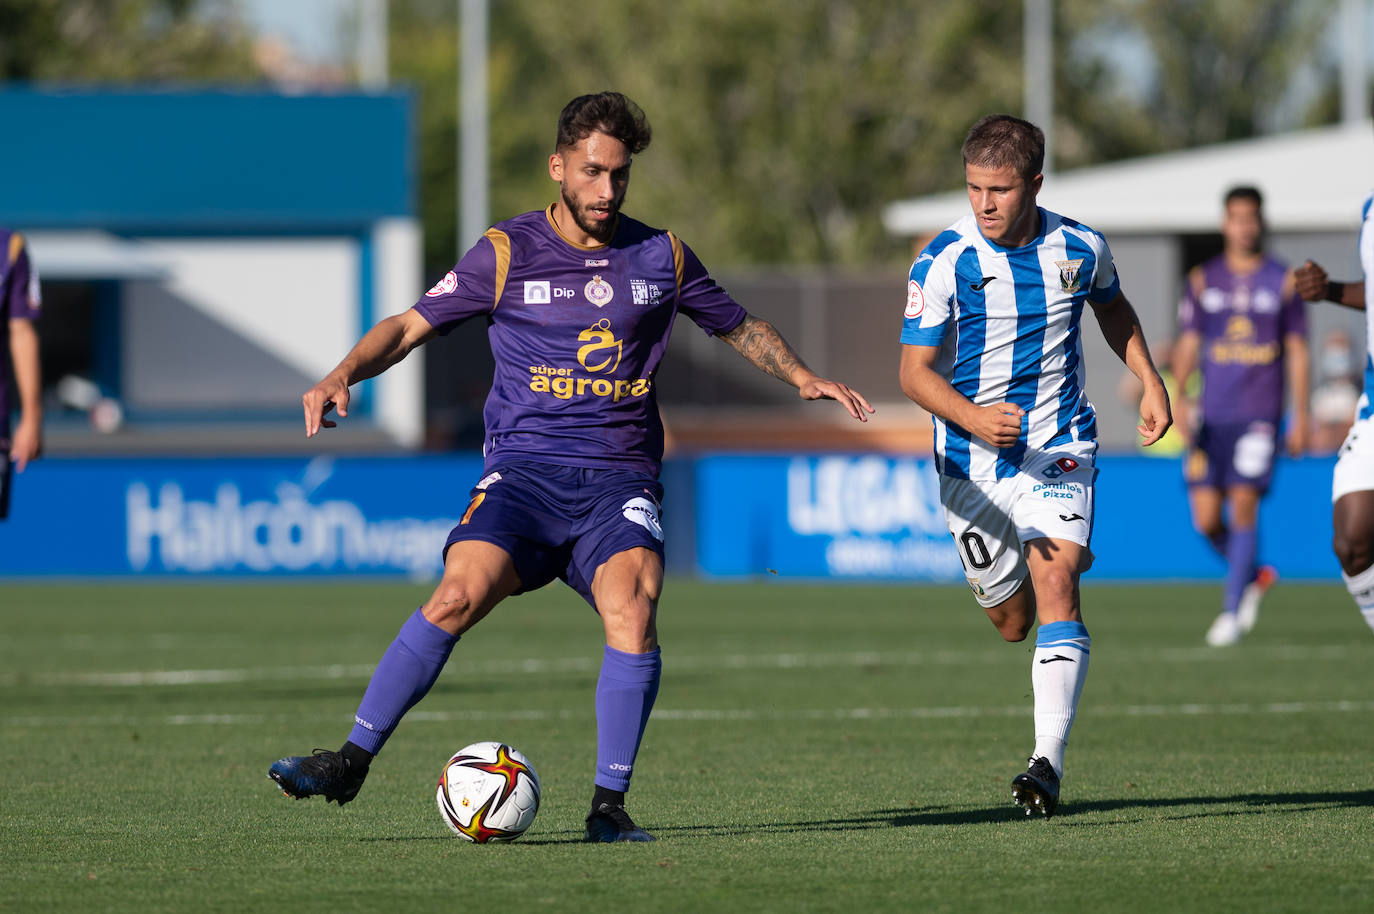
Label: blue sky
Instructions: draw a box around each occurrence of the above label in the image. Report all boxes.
[235,0,351,63]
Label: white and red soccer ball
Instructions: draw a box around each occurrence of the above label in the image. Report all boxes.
[436,741,541,843]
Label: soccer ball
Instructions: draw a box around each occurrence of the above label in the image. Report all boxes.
[436,741,541,843]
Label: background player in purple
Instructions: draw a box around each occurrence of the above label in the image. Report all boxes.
[268,92,873,842]
[0,227,43,520]
[1171,187,1309,646]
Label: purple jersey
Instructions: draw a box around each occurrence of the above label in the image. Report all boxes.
[1178,254,1306,424]
[415,207,747,475]
[0,229,41,443]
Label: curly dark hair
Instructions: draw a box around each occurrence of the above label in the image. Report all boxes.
[962,114,1044,181]
[555,92,652,154]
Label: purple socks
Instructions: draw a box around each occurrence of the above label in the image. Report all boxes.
[594,646,661,791]
[347,609,459,755]
[1223,527,1258,614]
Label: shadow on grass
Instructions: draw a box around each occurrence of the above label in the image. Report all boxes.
[350,790,1374,843]
[647,789,1374,835]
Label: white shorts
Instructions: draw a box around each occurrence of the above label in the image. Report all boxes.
[940,442,1097,608]
[1333,414,1374,502]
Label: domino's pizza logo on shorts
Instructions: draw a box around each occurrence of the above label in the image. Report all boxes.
[904,280,925,319]
[426,270,458,297]
[1041,457,1079,479]
[621,496,663,542]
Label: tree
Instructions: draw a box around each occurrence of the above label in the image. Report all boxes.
[0,0,261,83]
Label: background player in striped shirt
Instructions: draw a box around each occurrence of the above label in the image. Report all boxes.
[1294,185,1374,640]
[1173,187,1309,648]
[0,227,43,520]
[899,114,1171,818]
[268,92,873,842]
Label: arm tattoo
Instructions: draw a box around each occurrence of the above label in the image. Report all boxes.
[722,315,809,386]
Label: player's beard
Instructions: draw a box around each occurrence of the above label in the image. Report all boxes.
[562,186,619,244]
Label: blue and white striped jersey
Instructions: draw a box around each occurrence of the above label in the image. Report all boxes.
[900,208,1121,481]
[1357,191,1374,422]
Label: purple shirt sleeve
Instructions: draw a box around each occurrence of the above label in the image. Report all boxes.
[6,235,40,321]
[412,233,499,333]
[675,240,747,336]
[1178,271,1202,334]
[1281,282,1308,340]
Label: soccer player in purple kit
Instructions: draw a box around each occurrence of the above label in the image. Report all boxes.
[0,227,43,519]
[1171,187,1309,647]
[268,92,874,842]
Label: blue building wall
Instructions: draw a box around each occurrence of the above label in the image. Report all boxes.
[0,88,413,230]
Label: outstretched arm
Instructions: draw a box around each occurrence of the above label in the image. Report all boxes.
[1091,292,1172,446]
[720,314,873,420]
[303,308,438,437]
[7,318,42,470]
[1295,260,1366,310]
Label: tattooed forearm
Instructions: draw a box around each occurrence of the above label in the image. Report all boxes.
[722,315,810,386]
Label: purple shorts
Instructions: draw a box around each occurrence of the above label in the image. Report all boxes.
[444,461,665,607]
[1184,420,1279,493]
[0,454,10,520]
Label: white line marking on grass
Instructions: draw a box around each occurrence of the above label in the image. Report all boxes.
[4,643,1366,689]
[6,700,1374,729]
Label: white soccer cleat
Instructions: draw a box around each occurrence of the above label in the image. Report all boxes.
[1205,610,1244,647]
[1236,565,1277,634]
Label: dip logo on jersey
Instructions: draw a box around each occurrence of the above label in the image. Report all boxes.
[584,274,614,307]
[630,279,662,306]
[586,258,609,267]
[527,319,651,402]
[524,281,551,304]
[1055,259,1084,293]
[1041,457,1079,479]
[426,271,458,297]
[577,318,623,373]
[621,496,664,542]
[905,280,925,319]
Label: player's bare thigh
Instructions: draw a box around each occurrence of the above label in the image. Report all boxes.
[1226,484,1262,528]
[1026,536,1086,624]
[591,546,663,653]
[1188,485,1225,538]
[1333,490,1374,575]
[983,537,1084,640]
[421,539,522,635]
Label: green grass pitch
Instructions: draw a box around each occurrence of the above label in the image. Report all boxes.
[4,578,1373,912]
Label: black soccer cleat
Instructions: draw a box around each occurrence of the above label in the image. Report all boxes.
[584,802,655,843]
[1011,756,1060,819]
[268,749,367,806]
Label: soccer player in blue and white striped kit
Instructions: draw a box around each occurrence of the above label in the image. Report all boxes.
[899,115,1172,818]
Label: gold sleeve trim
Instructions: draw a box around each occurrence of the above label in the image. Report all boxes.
[667,230,685,299]
[486,227,511,311]
[8,231,24,267]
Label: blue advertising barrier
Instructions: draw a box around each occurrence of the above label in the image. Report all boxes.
[694,453,1339,582]
[0,455,485,577]
[0,453,1339,581]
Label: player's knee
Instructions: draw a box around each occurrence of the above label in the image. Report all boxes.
[1332,528,1374,578]
[996,617,1032,642]
[422,583,487,632]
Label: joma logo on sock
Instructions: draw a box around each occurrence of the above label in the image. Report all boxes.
[608,763,633,772]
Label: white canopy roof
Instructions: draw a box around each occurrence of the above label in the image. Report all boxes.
[882,121,1374,237]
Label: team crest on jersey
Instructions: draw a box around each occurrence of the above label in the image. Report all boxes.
[1055,259,1084,293]
[577,318,623,373]
[426,271,458,297]
[905,280,925,319]
[584,275,614,307]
